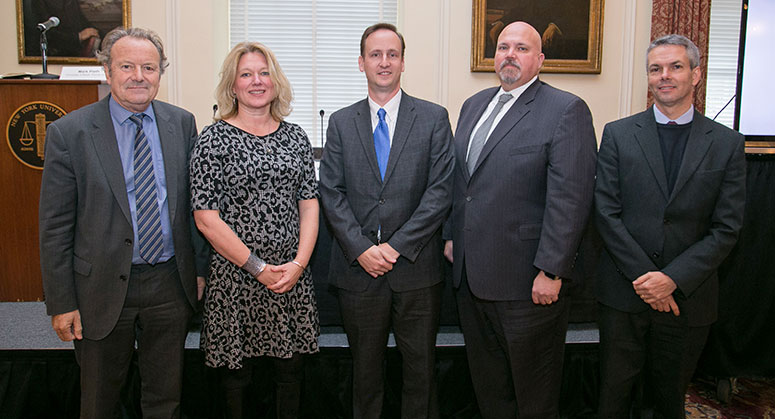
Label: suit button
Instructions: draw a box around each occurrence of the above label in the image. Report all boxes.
[379,199,385,205]
[466,196,472,202]
[663,218,670,225]
[125,239,132,246]
[652,252,660,259]
[120,275,128,281]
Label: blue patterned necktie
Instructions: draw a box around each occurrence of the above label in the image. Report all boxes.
[374,108,390,180]
[129,114,163,265]
[467,93,513,175]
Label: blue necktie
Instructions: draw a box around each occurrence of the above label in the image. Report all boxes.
[374,108,390,180]
[129,114,163,265]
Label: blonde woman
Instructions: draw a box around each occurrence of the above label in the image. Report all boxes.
[190,42,319,419]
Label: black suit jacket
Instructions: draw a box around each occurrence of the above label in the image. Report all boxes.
[39,96,209,340]
[319,91,454,292]
[594,106,746,326]
[448,80,597,301]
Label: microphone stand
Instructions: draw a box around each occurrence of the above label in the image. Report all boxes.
[32,29,59,79]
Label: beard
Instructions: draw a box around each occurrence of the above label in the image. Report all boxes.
[497,59,521,85]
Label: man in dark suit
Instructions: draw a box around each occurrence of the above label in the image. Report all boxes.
[444,22,596,418]
[319,23,454,419]
[39,27,208,418]
[594,34,745,418]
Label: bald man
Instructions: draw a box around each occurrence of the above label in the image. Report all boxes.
[444,22,596,418]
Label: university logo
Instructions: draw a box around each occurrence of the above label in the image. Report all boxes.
[6,101,66,170]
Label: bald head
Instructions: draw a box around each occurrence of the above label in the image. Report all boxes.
[494,21,544,90]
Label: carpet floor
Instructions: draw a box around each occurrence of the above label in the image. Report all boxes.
[686,376,775,418]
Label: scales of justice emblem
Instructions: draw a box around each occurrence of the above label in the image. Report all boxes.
[6,102,66,170]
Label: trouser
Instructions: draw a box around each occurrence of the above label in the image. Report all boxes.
[75,257,192,419]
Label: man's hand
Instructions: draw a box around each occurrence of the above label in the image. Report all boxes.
[377,243,399,264]
[650,295,681,316]
[197,276,206,300]
[266,262,304,294]
[357,245,394,278]
[633,271,677,304]
[649,295,681,316]
[443,240,453,263]
[532,270,562,305]
[51,309,83,342]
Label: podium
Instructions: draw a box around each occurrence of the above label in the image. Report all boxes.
[0,80,101,301]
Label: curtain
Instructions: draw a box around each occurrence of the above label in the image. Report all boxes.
[649,0,712,113]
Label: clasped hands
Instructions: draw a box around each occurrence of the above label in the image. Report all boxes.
[255,261,305,293]
[633,271,680,316]
[357,243,399,278]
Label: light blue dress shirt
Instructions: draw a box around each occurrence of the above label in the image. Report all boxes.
[109,96,174,265]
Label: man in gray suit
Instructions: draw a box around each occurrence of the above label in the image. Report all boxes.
[444,22,596,418]
[594,34,745,418]
[39,27,208,418]
[319,23,454,419]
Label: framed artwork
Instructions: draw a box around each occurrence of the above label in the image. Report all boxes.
[471,0,604,73]
[16,0,131,64]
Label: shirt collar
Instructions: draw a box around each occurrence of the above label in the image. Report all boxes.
[109,94,157,125]
[653,105,694,125]
[368,89,402,121]
[500,75,538,101]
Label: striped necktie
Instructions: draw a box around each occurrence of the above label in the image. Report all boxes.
[129,114,163,265]
[467,93,513,175]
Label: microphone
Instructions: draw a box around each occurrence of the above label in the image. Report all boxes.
[319,109,325,145]
[37,17,60,32]
[317,109,325,159]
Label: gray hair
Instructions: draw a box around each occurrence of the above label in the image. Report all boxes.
[647,34,701,69]
[96,27,169,74]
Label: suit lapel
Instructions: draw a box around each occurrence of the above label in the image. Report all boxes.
[382,92,415,185]
[91,97,132,224]
[456,88,496,184]
[153,101,179,223]
[633,108,670,200]
[469,80,538,176]
[354,99,383,183]
[669,113,713,201]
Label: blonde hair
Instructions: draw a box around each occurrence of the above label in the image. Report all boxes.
[215,42,292,121]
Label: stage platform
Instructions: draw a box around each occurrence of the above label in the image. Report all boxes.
[0,302,600,418]
[0,302,599,350]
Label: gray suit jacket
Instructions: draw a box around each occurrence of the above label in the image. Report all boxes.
[448,80,597,301]
[594,107,746,326]
[319,91,454,292]
[39,96,209,340]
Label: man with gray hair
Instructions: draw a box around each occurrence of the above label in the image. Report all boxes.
[594,34,745,417]
[39,27,208,418]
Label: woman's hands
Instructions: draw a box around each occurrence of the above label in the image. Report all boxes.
[256,260,305,294]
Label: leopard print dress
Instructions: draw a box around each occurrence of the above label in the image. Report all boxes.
[190,120,320,369]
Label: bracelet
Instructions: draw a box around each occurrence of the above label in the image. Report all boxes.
[241,253,266,278]
[291,260,305,270]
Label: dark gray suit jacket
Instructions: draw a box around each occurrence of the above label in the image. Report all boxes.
[319,91,454,292]
[594,107,746,326]
[448,80,597,301]
[39,96,209,340]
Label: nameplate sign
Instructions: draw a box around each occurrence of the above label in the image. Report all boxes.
[59,66,106,81]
